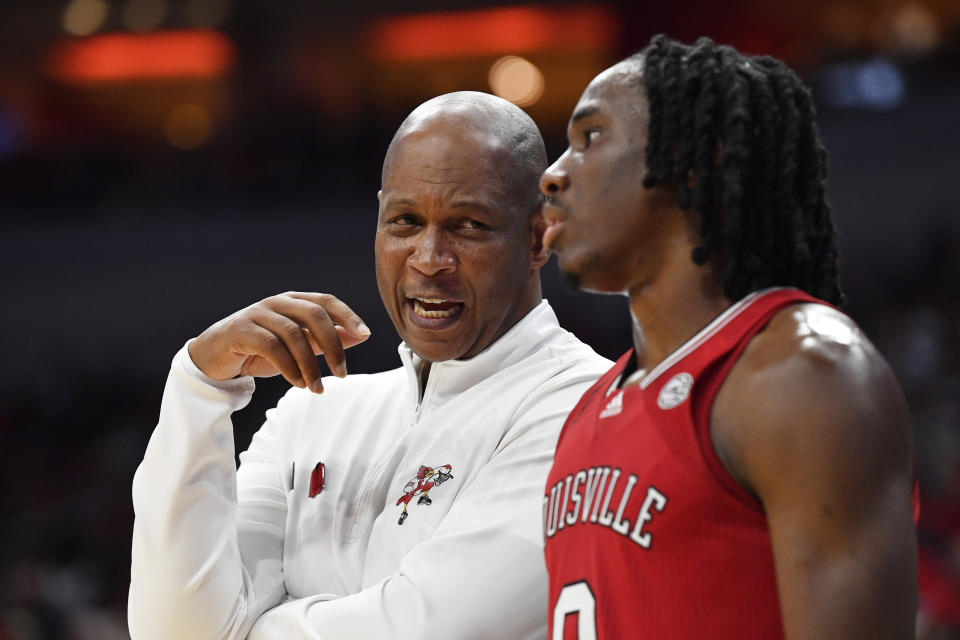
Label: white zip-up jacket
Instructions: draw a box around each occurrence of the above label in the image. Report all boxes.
[129,300,610,640]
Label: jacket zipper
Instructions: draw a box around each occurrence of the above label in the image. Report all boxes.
[345,366,434,542]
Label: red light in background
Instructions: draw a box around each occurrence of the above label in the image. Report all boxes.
[369,5,617,61]
[47,30,235,84]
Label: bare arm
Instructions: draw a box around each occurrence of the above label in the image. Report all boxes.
[712,304,917,640]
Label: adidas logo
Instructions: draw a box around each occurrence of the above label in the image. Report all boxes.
[599,390,623,419]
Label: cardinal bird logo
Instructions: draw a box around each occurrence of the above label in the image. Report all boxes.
[395,464,453,525]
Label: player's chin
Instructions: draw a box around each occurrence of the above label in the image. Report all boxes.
[559,267,584,292]
[556,251,590,292]
[558,256,621,295]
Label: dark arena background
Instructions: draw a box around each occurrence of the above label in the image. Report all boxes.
[1,1,958,638]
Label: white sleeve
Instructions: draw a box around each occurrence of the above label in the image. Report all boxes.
[246,381,585,640]
[128,343,290,640]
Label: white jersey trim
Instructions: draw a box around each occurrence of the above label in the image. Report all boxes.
[638,287,789,390]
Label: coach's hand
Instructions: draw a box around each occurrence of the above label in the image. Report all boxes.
[188,292,371,393]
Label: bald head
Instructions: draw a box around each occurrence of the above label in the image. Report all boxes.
[382,91,547,217]
[375,92,551,363]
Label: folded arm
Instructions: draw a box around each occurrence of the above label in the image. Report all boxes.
[247,382,582,640]
[129,346,289,640]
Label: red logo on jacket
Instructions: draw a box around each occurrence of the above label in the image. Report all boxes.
[396,464,453,525]
[308,462,325,498]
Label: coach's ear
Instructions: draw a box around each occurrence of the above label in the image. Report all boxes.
[529,205,549,268]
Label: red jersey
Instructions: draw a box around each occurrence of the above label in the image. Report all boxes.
[544,287,821,640]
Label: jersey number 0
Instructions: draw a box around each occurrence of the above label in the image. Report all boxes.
[553,580,597,640]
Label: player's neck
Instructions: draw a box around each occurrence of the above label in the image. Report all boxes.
[627,259,730,377]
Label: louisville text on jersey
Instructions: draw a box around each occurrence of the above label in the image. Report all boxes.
[543,465,668,548]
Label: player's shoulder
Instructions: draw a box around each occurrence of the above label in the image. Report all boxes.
[712,302,915,507]
[722,301,907,432]
[738,302,882,386]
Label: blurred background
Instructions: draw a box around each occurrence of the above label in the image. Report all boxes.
[0,0,957,638]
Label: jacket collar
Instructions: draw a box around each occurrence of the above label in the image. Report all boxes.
[397,299,560,404]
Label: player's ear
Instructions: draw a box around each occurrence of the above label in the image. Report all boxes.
[529,203,549,268]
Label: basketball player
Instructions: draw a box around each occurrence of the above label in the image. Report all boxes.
[539,35,917,639]
[128,92,610,639]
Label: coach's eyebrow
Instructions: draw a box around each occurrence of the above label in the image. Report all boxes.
[383,197,417,209]
[571,105,601,123]
[450,200,493,213]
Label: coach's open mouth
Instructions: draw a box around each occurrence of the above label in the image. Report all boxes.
[406,297,465,329]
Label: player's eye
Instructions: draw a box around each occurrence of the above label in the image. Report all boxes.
[584,129,601,147]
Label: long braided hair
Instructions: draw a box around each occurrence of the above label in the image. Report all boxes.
[633,35,844,304]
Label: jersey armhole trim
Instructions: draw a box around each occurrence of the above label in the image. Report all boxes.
[691,290,826,513]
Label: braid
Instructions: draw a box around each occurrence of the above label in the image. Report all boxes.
[635,35,845,304]
[658,45,684,181]
[742,60,779,278]
[673,49,700,211]
[796,88,844,304]
[640,36,669,188]
[763,57,804,283]
[716,46,755,297]
[689,38,720,263]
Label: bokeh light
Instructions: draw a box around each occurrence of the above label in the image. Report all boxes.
[122,0,168,33]
[184,0,231,28]
[163,103,212,149]
[888,3,939,55]
[62,0,109,37]
[47,30,236,84]
[488,55,544,107]
[817,58,905,111]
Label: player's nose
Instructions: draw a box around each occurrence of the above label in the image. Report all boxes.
[540,153,570,197]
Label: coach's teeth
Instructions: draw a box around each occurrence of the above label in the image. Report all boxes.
[412,299,458,319]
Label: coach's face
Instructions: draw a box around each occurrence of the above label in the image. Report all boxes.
[539,60,681,294]
[375,119,545,362]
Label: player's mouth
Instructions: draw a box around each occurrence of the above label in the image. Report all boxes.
[406,297,465,329]
[543,219,567,251]
[542,200,568,251]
